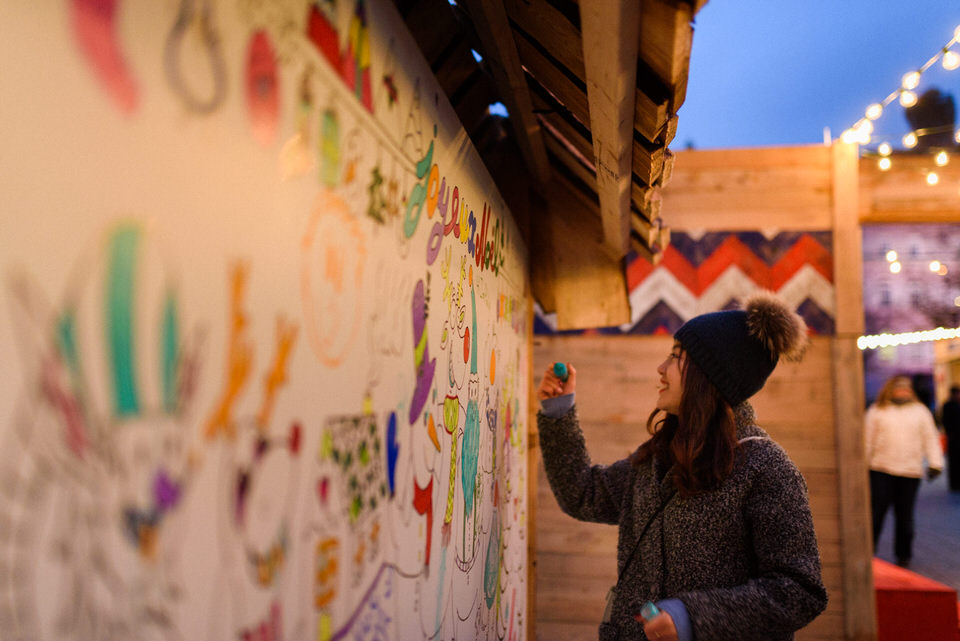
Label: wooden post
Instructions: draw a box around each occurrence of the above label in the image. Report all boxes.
[831,141,877,641]
[526,290,538,641]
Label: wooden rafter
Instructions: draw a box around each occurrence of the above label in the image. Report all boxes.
[460,0,552,188]
[580,0,641,258]
[639,0,695,111]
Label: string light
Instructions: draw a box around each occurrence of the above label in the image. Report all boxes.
[901,70,922,90]
[930,260,942,272]
[886,250,898,262]
[899,90,918,107]
[843,25,960,187]
[890,261,902,273]
[944,49,960,70]
[857,326,960,351]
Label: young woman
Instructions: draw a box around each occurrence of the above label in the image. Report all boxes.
[866,375,943,567]
[537,292,827,641]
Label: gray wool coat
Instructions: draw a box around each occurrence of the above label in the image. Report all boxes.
[538,403,827,641]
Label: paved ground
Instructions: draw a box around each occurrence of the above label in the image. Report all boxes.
[874,471,960,591]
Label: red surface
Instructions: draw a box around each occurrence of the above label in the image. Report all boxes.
[873,558,960,641]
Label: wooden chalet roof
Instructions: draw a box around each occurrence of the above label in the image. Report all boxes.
[393,0,707,328]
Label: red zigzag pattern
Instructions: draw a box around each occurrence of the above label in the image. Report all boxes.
[627,234,834,294]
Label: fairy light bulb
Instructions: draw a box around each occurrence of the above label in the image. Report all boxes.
[936,150,949,166]
[841,129,858,144]
[902,71,921,90]
[944,50,960,70]
[878,157,892,171]
[866,103,883,120]
[927,171,940,185]
[886,250,898,262]
[903,132,918,148]
[900,90,918,107]
[890,261,902,274]
[955,25,960,41]
[878,142,892,156]
[930,260,942,272]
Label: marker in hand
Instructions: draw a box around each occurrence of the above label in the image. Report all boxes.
[553,361,569,382]
[639,601,660,621]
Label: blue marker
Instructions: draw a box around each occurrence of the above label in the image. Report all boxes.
[640,601,660,621]
[553,361,568,381]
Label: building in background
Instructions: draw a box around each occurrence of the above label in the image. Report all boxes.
[862,223,960,406]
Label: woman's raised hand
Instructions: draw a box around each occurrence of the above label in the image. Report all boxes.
[537,362,576,400]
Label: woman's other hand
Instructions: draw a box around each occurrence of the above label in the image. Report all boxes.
[639,611,679,641]
[536,362,576,400]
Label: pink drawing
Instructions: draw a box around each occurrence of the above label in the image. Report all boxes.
[71,0,139,113]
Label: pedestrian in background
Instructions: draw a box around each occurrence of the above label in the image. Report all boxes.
[941,385,960,492]
[866,375,944,568]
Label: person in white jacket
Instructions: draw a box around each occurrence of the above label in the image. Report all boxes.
[865,375,944,567]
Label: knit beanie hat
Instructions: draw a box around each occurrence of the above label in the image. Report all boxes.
[674,291,808,407]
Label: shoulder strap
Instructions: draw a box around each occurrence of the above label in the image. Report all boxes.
[616,491,674,586]
[616,436,768,585]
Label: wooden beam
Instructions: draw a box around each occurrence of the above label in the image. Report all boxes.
[661,146,835,230]
[515,32,591,127]
[525,290,538,641]
[634,89,670,144]
[860,153,960,223]
[831,140,878,641]
[544,135,598,199]
[548,176,631,329]
[503,0,584,80]
[633,136,665,187]
[460,0,552,188]
[403,0,460,65]
[580,0,641,259]
[529,191,557,313]
[638,0,694,110]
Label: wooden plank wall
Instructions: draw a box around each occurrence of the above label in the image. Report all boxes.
[530,144,874,641]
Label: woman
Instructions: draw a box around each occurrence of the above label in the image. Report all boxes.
[865,375,943,567]
[537,292,827,641]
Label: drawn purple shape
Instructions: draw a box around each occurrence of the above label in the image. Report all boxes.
[409,279,436,425]
[154,468,181,512]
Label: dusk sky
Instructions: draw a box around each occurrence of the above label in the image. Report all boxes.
[675,2,960,150]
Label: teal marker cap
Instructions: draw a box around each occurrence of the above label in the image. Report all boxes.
[553,361,568,381]
[640,601,660,621]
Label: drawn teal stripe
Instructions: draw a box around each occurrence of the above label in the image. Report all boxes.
[470,286,478,375]
[161,291,179,413]
[56,311,81,383]
[107,225,141,416]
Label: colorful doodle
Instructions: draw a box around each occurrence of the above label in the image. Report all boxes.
[70,0,139,113]
[246,29,280,145]
[3,1,530,640]
[301,189,367,368]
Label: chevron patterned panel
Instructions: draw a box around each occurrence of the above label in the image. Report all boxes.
[536,231,835,335]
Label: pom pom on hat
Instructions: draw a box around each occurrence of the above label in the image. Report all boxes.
[674,291,808,407]
[745,290,809,362]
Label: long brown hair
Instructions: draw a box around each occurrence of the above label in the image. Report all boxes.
[631,351,738,497]
[874,375,918,407]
